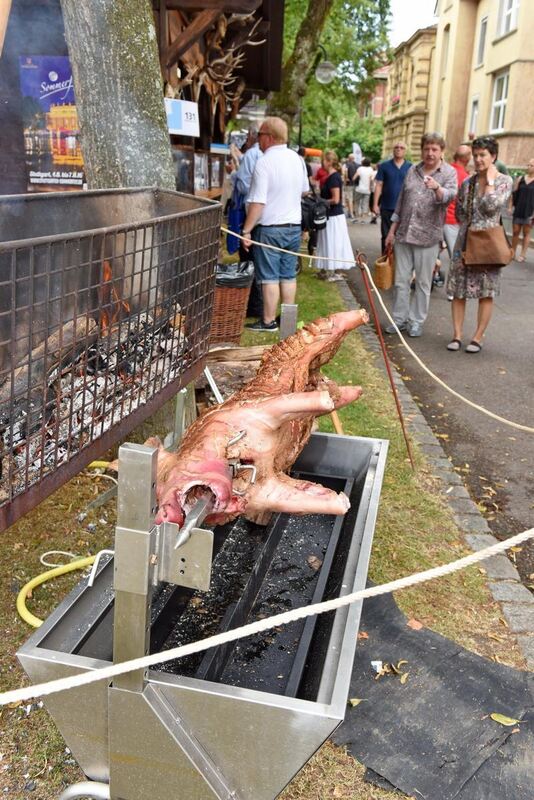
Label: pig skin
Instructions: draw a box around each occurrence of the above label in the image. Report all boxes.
[150,309,368,527]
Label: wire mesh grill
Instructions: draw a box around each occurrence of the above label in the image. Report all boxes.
[0,188,221,530]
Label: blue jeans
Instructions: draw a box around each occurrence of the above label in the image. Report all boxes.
[252,225,301,284]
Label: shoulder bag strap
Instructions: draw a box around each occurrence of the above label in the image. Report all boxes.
[465,175,476,227]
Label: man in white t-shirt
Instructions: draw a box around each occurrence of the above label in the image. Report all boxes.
[242,117,310,332]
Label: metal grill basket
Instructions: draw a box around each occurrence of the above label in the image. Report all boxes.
[0,187,221,530]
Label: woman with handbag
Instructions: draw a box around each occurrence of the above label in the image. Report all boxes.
[446,136,512,353]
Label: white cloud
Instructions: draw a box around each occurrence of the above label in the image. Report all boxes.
[389,0,437,48]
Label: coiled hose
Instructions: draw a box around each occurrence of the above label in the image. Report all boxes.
[16,556,95,628]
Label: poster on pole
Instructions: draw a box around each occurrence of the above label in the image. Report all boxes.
[19,55,85,191]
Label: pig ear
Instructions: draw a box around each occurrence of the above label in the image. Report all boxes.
[245,473,350,516]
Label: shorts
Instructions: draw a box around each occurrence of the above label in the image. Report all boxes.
[252,225,301,284]
[513,216,533,226]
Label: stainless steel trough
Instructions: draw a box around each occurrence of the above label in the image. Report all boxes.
[18,431,388,800]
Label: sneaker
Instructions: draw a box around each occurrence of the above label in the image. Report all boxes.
[407,323,423,337]
[384,322,406,334]
[447,294,454,302]
[246,319,278,332]
[326,273,343,282]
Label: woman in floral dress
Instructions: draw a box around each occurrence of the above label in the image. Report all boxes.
[446,136,512,353]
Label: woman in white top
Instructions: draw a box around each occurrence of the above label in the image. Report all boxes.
[354,158,376,219]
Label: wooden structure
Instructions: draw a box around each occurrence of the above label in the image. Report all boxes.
[0,0,284,195]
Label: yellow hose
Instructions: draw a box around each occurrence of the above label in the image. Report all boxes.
[88,461,110,470]
[16,556,95,628]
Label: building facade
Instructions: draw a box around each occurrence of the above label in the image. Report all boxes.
[382,26,436,159]
[427,0,534,167]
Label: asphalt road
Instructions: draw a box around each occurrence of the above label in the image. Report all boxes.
[344,218,534,582]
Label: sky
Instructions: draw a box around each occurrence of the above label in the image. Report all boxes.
[389,0,438,47]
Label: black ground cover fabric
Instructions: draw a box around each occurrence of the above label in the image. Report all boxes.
[332,591,534,800]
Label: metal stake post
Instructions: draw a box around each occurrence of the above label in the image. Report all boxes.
[111,443,158,692]
[357,253,416,470]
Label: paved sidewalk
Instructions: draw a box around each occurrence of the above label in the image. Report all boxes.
[334,220,534,670]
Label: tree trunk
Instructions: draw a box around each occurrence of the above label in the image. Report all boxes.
[266,0,335,130]
[60,0,175,189]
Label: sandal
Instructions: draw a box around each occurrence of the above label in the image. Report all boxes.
[517,255,525,262]
[446,339,462,351]
[465,340,482,353]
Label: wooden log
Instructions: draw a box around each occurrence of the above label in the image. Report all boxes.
[163,9,220,68]
[207,345,267,362]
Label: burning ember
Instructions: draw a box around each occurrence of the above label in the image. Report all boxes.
[0,306,188,502]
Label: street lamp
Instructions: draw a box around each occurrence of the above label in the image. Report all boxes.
[314,45,337,85]
[298,45,336,147]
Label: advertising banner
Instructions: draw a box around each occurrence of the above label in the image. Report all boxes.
[19,55,85,191]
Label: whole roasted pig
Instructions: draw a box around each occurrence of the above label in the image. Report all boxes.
[148,309,368,527]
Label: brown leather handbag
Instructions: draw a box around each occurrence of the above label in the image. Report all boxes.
[462,176,514,269]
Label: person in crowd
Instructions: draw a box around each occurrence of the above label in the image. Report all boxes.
[511,158,534,262]
[234,125,262,201]
[298,146,313,183]
[315,150,355,281]
[354,158,375,221]
[384,132,457,338]
[242,117,310,332]
[441,144,472,296]
[373,141,411,252]
[313,160,329,189]
[344,153,358,219]
[446,136,512,353]
[467,131,508,175]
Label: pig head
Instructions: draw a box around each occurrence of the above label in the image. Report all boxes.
[149,309,369,527]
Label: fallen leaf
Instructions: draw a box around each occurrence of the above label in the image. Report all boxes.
[510,546,522,553]
[306,555,322,571]
[488,633,505,642]
[348,698,364,707]
[490,713,520,726]
[436,433,449,440]
[400,672,409,684]
[333,786,344,798]
[407,618,423,630]
[7,701,21,709]
[358,631,369,640]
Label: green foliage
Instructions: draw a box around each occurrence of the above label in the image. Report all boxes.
[281,0,391,157]
[300,90,384,161]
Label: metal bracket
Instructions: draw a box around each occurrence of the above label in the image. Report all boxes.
[158,521,213,591]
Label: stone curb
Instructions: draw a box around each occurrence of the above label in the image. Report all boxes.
[337,279,534,670]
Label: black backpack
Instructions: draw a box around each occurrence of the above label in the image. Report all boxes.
[301,191,328,232]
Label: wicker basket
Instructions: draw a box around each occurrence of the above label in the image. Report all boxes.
[209,262,254,345]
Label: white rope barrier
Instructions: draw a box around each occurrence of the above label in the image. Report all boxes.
[221,226,534,434]
[2,228,530,708]
[2,526,533,707]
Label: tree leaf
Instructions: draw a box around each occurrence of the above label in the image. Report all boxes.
[490,713,520,726]
[400,672,409,684]
[406,618,423,630]
[348,698,363,707]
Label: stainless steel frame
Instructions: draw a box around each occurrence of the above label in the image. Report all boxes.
[18,432,388,800]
